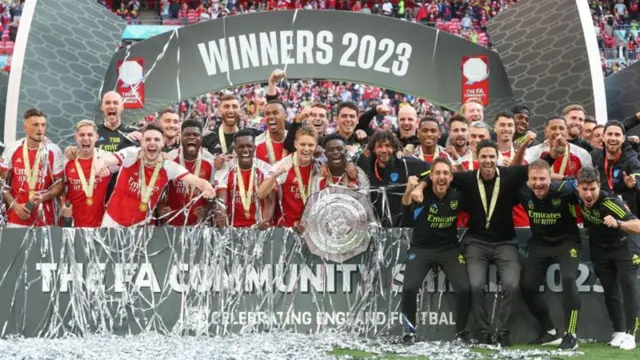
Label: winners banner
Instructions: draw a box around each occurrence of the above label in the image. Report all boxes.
[0,227,627,343]
[99,11,515,124]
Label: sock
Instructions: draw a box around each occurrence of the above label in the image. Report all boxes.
[546,329,557,336]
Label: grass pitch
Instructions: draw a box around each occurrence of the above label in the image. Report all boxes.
[328,343,640,359]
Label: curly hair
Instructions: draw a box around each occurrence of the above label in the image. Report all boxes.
[366,130,403,156]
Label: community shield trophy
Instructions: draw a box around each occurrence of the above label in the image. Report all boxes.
[301,186,379,262]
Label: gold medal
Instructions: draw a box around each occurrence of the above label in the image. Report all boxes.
[86,197,94,206]
[266,132,288,165]
[139,153,163,212]
[139,203,148,212]
[179,148,202,199]
[75,151,97,206]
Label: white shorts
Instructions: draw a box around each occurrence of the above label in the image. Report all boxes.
[6,223,29,228]
[100,213,123,228]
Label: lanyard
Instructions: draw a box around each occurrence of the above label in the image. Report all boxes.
[374,160,384,181]
[605,152,622,190]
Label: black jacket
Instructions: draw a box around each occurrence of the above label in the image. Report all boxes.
[590,143,640,215]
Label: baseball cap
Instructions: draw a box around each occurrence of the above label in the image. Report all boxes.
[511,105,531,117]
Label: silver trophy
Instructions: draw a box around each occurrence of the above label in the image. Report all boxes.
[300,186,379,262]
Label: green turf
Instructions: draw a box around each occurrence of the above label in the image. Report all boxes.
[328,343,640,359]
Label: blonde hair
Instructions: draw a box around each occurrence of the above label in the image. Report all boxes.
[75,119,97,132]
[460,99,483,114]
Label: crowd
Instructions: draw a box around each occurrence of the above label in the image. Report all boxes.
[3,66,640,349]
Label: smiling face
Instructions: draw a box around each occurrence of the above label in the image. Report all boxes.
[565,109,585,138]
[141,129,164,162]
[294,134,317,163]
[449,120,469,148]
[101,91,123,128]
[75,125,97,154]
[235,135,255,168]
[429,161,453,197]
[528,167,551,199]
[219,99,240,127]
[374,139,394,165]
[159,112,181,141]
[494,116,515,142]
[263,103,286,133]
[603,124,624,155]
[181,126,202,157]
[337,107,358,135]
[462,102,483,123]
[324,138,346,168]
[418,120,440,148]
[469,126,489,153]
[397,107,417,136]
[24,116,47,144]
[308,106,329,134]
[514,112,529,135]
[478,146,498,180]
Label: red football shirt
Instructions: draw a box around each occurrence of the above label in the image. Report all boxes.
[218,160,272,227]
[274,155,315,227]
[165,148,216,226]
[255,131,288,165]
[64,151,112,227]
[105,147,189,227]
[1,139,64,226]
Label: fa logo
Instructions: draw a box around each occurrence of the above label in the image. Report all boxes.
[633,255,640,265]
[528,200,534,210]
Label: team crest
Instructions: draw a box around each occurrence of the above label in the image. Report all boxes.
[450,200,458,210]
[569,248,577,258]
[552,198,561,207]
[633,255,640,265]
[528,200,534,210]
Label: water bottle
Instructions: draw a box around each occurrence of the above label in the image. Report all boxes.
[61,201,73,227]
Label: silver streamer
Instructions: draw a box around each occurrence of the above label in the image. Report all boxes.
[0,226,586,360]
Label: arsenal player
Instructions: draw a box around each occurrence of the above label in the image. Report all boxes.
[415,116,448,164]
[159,120,216,226]
[525,117,592,179]
[494,111,517,166]
[95,123,216,227]
[255,100,289,166]
[444,115,471,171]
[257,125,318,232]
[216,129,274,229]
[61,120,112,227]
[312,133,369,192]
[1,109,64,227]
[157,109,182,153]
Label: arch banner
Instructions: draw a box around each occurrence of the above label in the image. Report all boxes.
[98,10,515,124]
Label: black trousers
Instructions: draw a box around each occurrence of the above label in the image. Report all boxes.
[520,240,582,334]
[401,246,471,334]
[465,238,520,337]
[591,239,640,334]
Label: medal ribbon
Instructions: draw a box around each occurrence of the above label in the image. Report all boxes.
[553,144,570,175]
[218,126,228,154]
[266,132,287,165]
[236,165,255,219]
[23,141,43,195]
[419,146,440,162]
[179,148,202,199]
[466,150,474,170]
[605,151,622,190]
[293,153,314,205]
[327,173,348,187]
[139,156,163,209]
[74,151,97,202]
[477,168,500,230]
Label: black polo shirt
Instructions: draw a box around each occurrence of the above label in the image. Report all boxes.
[518,181,580,245]
[442,165,529,242]
[580,193,637,250]
[358,155,430,227]
[410,186,464,249]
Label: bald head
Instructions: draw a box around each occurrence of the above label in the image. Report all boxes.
[398,106,417,137]
[102,91,124,129]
